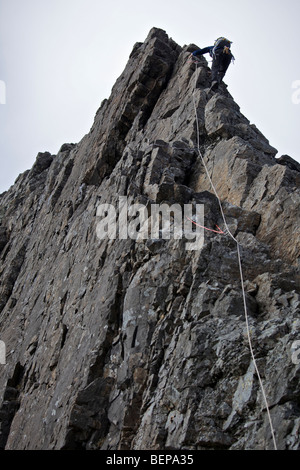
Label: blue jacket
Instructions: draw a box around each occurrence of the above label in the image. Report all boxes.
[193,45,235,62]
[192,46,213,57]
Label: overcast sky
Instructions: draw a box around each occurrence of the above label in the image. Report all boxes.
[0,0,299,194]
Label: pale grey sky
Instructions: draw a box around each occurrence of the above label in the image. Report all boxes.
[0,0,299,194]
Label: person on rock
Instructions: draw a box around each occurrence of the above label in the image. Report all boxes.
[192,37,235,92]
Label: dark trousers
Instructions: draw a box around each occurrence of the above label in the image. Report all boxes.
[211,50,232,84]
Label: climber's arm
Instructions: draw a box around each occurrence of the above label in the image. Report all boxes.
[192,46,213,56]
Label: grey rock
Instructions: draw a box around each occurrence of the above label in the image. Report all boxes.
[277,155,300,173]
[0,226,7,252]
[0,27,299,451]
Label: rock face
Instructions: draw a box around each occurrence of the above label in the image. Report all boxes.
[0,28,299,450]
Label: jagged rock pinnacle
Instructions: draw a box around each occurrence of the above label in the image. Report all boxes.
[0,28,299,451]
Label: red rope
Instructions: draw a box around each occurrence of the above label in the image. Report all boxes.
[186,217,225,235]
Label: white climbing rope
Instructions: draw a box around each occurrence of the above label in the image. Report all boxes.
[191,62,278,450]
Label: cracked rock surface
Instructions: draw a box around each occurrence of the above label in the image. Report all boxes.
[0,28,299,450]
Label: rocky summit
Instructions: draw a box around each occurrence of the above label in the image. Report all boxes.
[0,27,299,451]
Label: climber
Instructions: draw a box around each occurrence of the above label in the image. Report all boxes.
[192,37,234,91]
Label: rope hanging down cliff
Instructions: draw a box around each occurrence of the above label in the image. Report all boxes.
[190,59,278,451]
